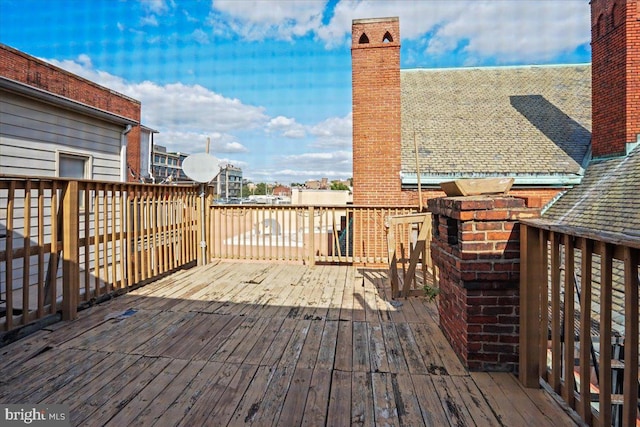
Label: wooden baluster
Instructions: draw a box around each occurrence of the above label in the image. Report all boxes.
[37,181,45,318]
[538,230,549,382]
[562,234,576,407]
[4,181,16,330]
[110,184,117,290]
[83,184,90,297]
[550,232,561,392]
[578,238,593,423]
[622,247,639,426]
[598,243,613,427]
[22,180,31,325]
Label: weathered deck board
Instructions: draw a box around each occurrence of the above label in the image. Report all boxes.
[0,262,578,426]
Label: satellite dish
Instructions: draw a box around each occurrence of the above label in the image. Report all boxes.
[182,153,219,183]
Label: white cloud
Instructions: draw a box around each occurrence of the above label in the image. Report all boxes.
[426,2,589,62]
[282,151,351,162]
[315,0,453,47]
[140,0,169,14]
[247,149,352,183]
[209,0,326,41]
[265,113,351,144]
[76,54,93,68]
[141,15,159,27]
[44,56,268,144]
[309,113,351,149]
[191,28,210,44]
[155,130,248,155]
[183,10,199,23]
[267,116,306,138]
[133,81,267,132]
[209,0,590,63]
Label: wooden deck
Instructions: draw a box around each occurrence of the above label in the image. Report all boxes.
[0,261,578,426]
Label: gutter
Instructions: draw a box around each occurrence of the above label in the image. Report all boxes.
[120,125,132,182]
[400,173,584,187]
[140,125,158,183]
[148,130,155,182]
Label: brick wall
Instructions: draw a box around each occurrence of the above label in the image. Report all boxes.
[0,44,142,181]
[591,0,640,158]
[400,187,564,210]
[351,17,401,206]
[428,195,541,372]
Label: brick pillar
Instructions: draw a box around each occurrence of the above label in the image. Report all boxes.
[428,195,541,372]
[351,17,402,264]
[351,17,401,206]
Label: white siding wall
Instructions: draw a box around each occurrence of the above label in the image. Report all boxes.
[1,89,127,300]
[0,90,123,179]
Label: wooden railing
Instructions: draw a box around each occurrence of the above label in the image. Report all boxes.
[385,212,433,298]
[520,219,639,427]
[1,176,201,334]
[1,175,420,336]
[208,205,419,265]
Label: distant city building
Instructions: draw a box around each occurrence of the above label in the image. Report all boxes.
[213,164,242,200]
[272,185,291,197]
[151,145,189,183]
[305,178,329,190]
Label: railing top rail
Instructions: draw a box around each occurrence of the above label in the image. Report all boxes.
[521,218,640,250]
[0,174,199,188]
[209,204,421,210]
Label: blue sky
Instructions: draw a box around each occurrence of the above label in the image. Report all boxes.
[0,0,591,184]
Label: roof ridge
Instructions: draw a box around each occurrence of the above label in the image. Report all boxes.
[401,63,591,73]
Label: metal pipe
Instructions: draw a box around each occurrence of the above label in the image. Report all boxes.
[413,130,423,211]
[200,183,207,265]
[120,124,132,183]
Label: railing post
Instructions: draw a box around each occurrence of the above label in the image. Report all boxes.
[519,223,542,387]
[623,247,639,426]
[62,180,79,321]
[197,183,206,266]
[206,189,213,262]
[308,206,315,266]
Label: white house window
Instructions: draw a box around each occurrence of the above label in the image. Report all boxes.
[57,152,92,179]
[59,155,86,178]
[56,151,92,208]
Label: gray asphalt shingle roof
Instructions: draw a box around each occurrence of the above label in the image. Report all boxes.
[543,146,640,337]
[543,145,640,238]
[400,64,592,183]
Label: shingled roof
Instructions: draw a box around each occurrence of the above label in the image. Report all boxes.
[543,145,640,239]
[541,146,640,336]
[400,64,592,187]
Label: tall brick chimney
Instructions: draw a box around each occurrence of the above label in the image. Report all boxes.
[351,17,401,205]
[591,0,640,158]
